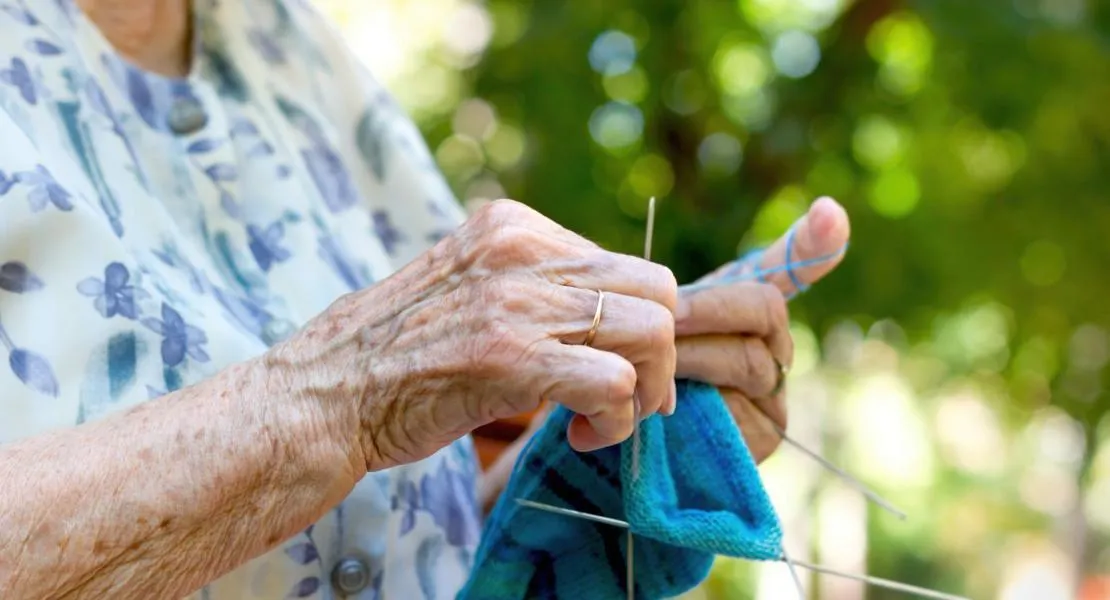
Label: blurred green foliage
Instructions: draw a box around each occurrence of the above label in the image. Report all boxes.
[396,0,1110,596]
[422,0,1109,431]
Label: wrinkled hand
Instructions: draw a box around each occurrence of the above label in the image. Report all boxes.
[676,197,850,463]
[275,200,679,473]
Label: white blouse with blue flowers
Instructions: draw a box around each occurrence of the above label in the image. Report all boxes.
[0,1,482,598]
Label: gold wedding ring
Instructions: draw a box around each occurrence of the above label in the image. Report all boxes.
[583,289,605,347]
[770,357,789,397]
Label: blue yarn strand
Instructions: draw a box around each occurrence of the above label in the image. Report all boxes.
[679,242,849,296]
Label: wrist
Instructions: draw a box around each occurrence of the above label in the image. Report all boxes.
[243,351,364,502]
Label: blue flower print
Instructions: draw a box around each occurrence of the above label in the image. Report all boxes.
[4,165,74,211]
[286,577,320,598]
[152,243,207,294]
[0,317,58,397]
[211,286,272,338]
[284,539,319,565]
[391,463,479,548]
[142,303,209,367]
[26,38,63,57]
[0,56,36,104]
[303,146,359,213]
[0,261,44,293]
[229,118,259,137]
[393,478,421,537]
[420,461,480,547]
[247,220,291,271]
[1,3,39,26]
[77,262,148,319]
[206,47,249,103]
[317,235,371,292]
[248,30,286,64]
[371,210,405,255]
[427,199,448,219]
[416,536,445,600]
[424,200,457,244]
[276,95,359,212]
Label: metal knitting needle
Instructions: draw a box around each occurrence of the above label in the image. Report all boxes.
[631,195,655,481]
[515,499,632,528]
[781,546,806,600]
[747,399,908,520]
[786,558,971,600]
[625,196,655,600]
[515,501,970,600]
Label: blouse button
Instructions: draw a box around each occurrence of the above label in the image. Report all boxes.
[261,319,297,346]
[166,96,208,135]
[331,557,371,595]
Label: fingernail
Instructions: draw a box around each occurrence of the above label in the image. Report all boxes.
[663,380,677,416]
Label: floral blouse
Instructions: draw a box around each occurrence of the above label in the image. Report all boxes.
[0,1,481,598]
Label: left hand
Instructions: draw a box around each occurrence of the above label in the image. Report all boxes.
[676,196,850,463]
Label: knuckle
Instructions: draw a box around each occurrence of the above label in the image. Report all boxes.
[734,341,760,386]
[469,200,534,239]
[468,199,502,231]
[646,302,676,349]
[700,287,730,319]
[760,284,789,326]
[651,265,679,312]
[484,225,528,253]
[478,198,526,223]
[587,249,622,280]
[489,199,548,230]
[474,226,543,267]
[606,361,637,404]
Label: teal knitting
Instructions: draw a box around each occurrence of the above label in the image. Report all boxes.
[459,380,783,599]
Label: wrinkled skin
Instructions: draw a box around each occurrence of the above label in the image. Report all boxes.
[278,196,849,476]
[272,199,681,471]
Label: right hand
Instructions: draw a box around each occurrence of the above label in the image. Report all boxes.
[269,200,679,472]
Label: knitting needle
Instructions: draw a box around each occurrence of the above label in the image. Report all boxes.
[625,196,655,600]
[746,398,908,520]
[631,195,655,481]
[515,499,632,528]
[780,546,806,600]
[515,500,969,600]
[784,558,971,600]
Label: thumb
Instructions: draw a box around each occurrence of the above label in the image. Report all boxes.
[705,196,851,297]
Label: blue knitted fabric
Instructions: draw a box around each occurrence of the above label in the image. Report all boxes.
[459,380,783,600]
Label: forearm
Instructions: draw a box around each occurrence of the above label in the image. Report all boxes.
[0,359,359,599]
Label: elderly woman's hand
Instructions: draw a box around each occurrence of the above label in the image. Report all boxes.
[676,197,850,462]
[273,199,678,472]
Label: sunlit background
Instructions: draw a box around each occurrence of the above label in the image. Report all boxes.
[313,1,1110,598]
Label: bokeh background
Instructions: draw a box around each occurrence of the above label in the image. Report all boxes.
[314,1,1110,598]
